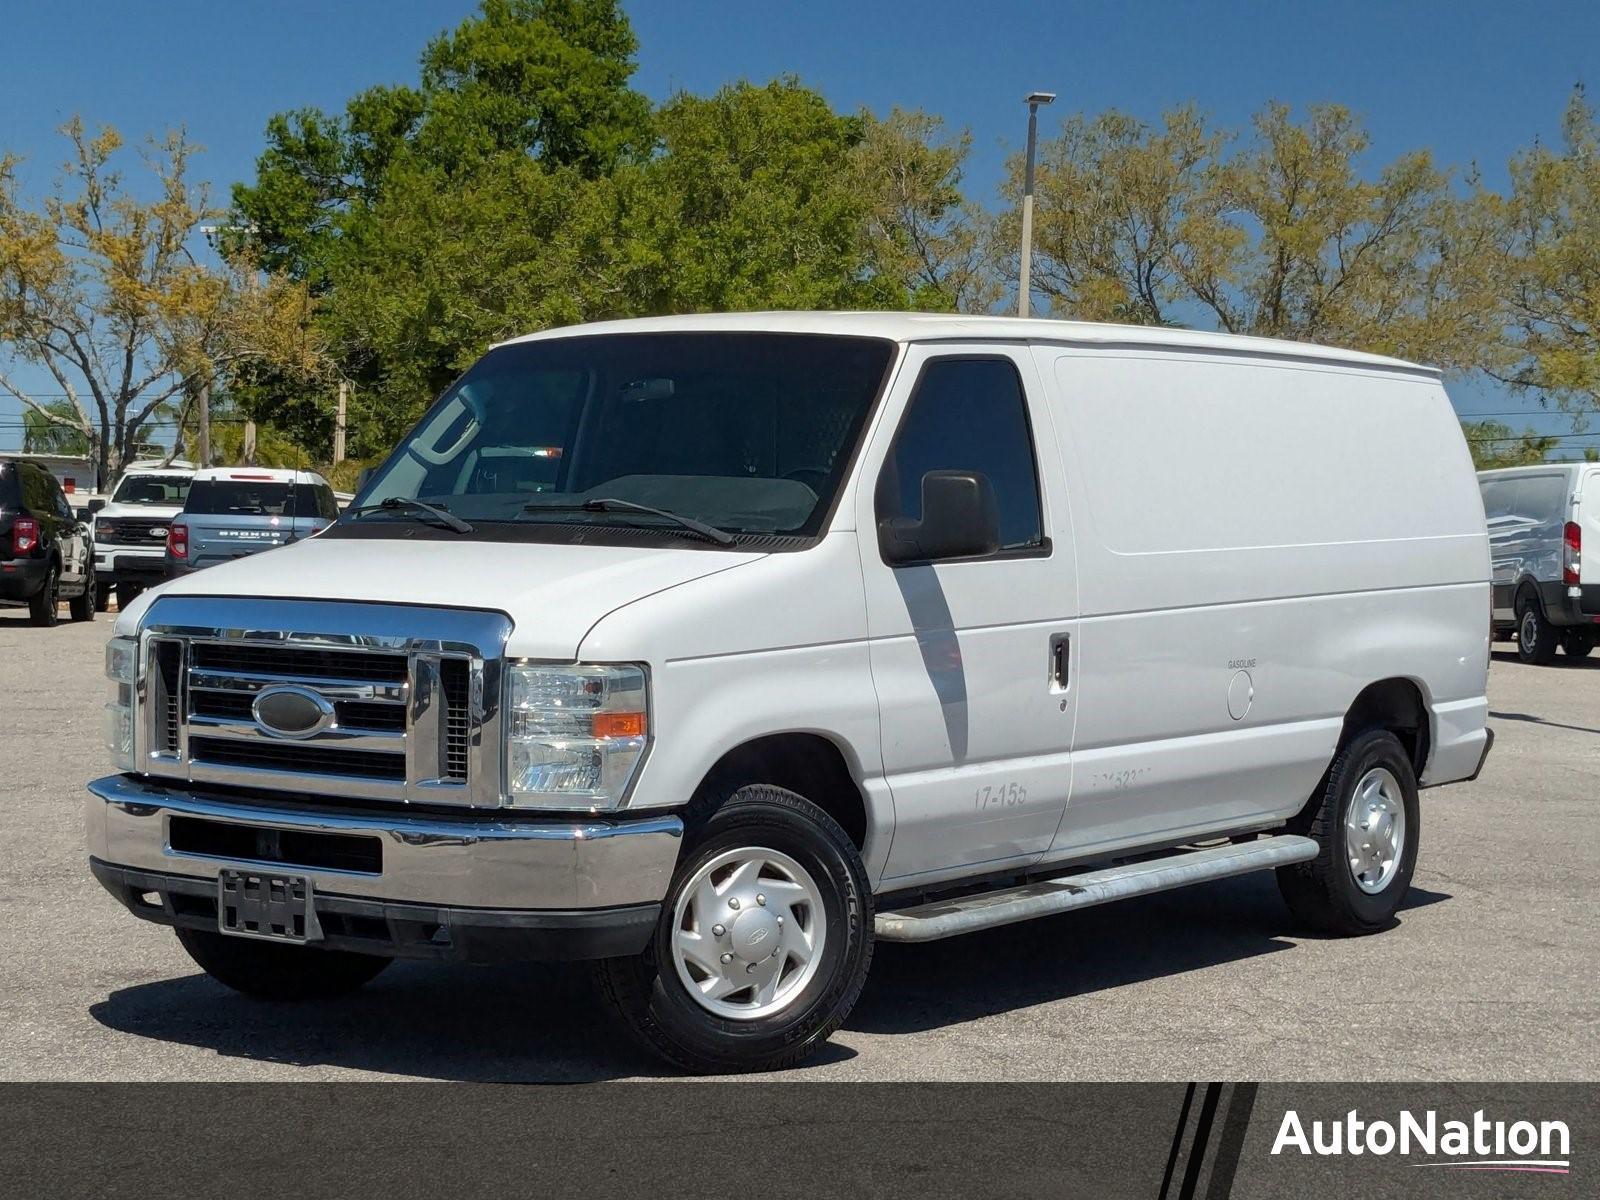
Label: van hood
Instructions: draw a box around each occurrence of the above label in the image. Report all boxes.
[132,536,766,658]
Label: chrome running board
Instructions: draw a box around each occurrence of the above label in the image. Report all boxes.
[874,834,1319,942]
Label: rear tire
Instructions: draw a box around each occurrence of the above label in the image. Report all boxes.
[1516,594,1559,665]
[595,784,873,1074]
[28,564,59,627]
[1561,629,1594,659]
[1277,729,1419,936]
[174,928,391,1001]
[69,565,96,622]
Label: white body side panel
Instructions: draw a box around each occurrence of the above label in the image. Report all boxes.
[1038,348,1489,860]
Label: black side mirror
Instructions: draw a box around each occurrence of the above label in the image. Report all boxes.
[88,498,107,514]
[879,470,1001,565]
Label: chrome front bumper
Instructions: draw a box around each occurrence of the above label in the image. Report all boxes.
[86,774,684,911]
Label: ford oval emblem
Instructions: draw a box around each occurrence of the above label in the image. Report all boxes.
[252,685,336,740]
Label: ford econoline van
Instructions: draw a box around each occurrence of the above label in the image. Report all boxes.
[87,314,1492,1073]
[1479,462,1600,662]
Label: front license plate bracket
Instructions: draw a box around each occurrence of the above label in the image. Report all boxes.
[217,870,322,943]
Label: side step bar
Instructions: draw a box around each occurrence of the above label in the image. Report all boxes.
[874,834,1319,943]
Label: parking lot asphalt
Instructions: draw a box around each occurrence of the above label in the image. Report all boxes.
[2,606,1596,1081]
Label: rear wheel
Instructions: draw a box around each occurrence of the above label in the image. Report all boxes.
[1277,728,1420,936]
[69,564,96,622]
[1516,594,1559,665]
[175,927,390,1001]
[28,564,59,627]
[596,784,873,1074]
[1561,629,1594,659]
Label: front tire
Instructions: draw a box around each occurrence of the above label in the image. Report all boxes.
[1516,594,1559,664]
[596,784,873,1074]
[175,928,391,1001]
[94,582,111,613]
[1561,629,1594,659]
[1277,729,1420,936]
[28,564,59,627]
[69,565,96,622]
[115,582,142,610]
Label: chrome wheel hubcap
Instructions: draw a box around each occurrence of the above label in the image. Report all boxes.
[670,846,826,1020]
[1521,609,1538,649]
[1346,767,1405,895]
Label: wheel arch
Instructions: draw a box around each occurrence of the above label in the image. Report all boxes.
[1338,677,1431,782]
[692,731,873,854]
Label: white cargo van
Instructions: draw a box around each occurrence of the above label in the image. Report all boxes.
[1479,462,1600,662]
[87,314,1492,1073]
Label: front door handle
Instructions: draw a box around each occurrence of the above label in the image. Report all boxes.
[1050,633,1070,690]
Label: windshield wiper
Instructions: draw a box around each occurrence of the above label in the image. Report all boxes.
[523,498,735,546]
[346,496,474,534]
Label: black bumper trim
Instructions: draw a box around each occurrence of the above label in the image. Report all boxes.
[90,858,659,964]
[1467,726,1495,784]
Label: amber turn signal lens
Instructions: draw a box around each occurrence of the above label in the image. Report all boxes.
[592,711,646,739]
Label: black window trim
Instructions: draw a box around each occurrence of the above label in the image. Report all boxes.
[874,352,1053,568]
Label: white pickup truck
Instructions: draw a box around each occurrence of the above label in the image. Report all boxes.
[89,313,1492,1073]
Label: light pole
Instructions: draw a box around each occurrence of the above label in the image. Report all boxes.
[1018,90,1056,318]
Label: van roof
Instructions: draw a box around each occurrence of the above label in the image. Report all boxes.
[192,466,327,486]
[1477,462,1595,477]
[497,312,1439,378]
[121,460,197,475]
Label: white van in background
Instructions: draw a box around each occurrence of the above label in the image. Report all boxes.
[1480,463,1600,663]
[88,313,1492,1073]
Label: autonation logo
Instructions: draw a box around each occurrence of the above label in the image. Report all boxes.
[1272,1108,1571,1175]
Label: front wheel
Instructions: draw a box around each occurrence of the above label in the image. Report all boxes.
[175,928,391,1000]
[1277,728,1420,936]
[69,564,96,622]
[1562,629,1594,659]
[596,785,873,1074]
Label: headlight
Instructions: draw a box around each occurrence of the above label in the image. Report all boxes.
[505,663,648,811]
[105,636,138,771]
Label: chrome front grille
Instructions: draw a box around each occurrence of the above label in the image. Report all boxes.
[135,597,511,807]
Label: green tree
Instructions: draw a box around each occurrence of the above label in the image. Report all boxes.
[610,78,885,315]
[1460,418,1559,469]
[1004,103,1501,370]
[21,397,91,455]
[1495,87,1600,419]
[231,0,651,443]
[0,121,322,482]
[851,108,995,312]
[233,0,649,289]
[1000,106,1219,324]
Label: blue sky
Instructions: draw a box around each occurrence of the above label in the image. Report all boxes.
[3,0,1597,453]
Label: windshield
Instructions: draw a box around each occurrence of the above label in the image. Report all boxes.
[111,474,191,506]
[186,479,309,516]
[352,332,896,540]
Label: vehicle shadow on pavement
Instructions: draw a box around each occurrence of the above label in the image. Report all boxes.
[1489,709,1600,736]
[847,873,1450,1037]
[88,875,1447,1077]
[88,959,868,1081]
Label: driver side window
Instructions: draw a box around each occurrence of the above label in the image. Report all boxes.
[876,358,1045,555]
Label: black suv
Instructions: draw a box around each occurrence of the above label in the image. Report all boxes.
[0,458,97,626]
